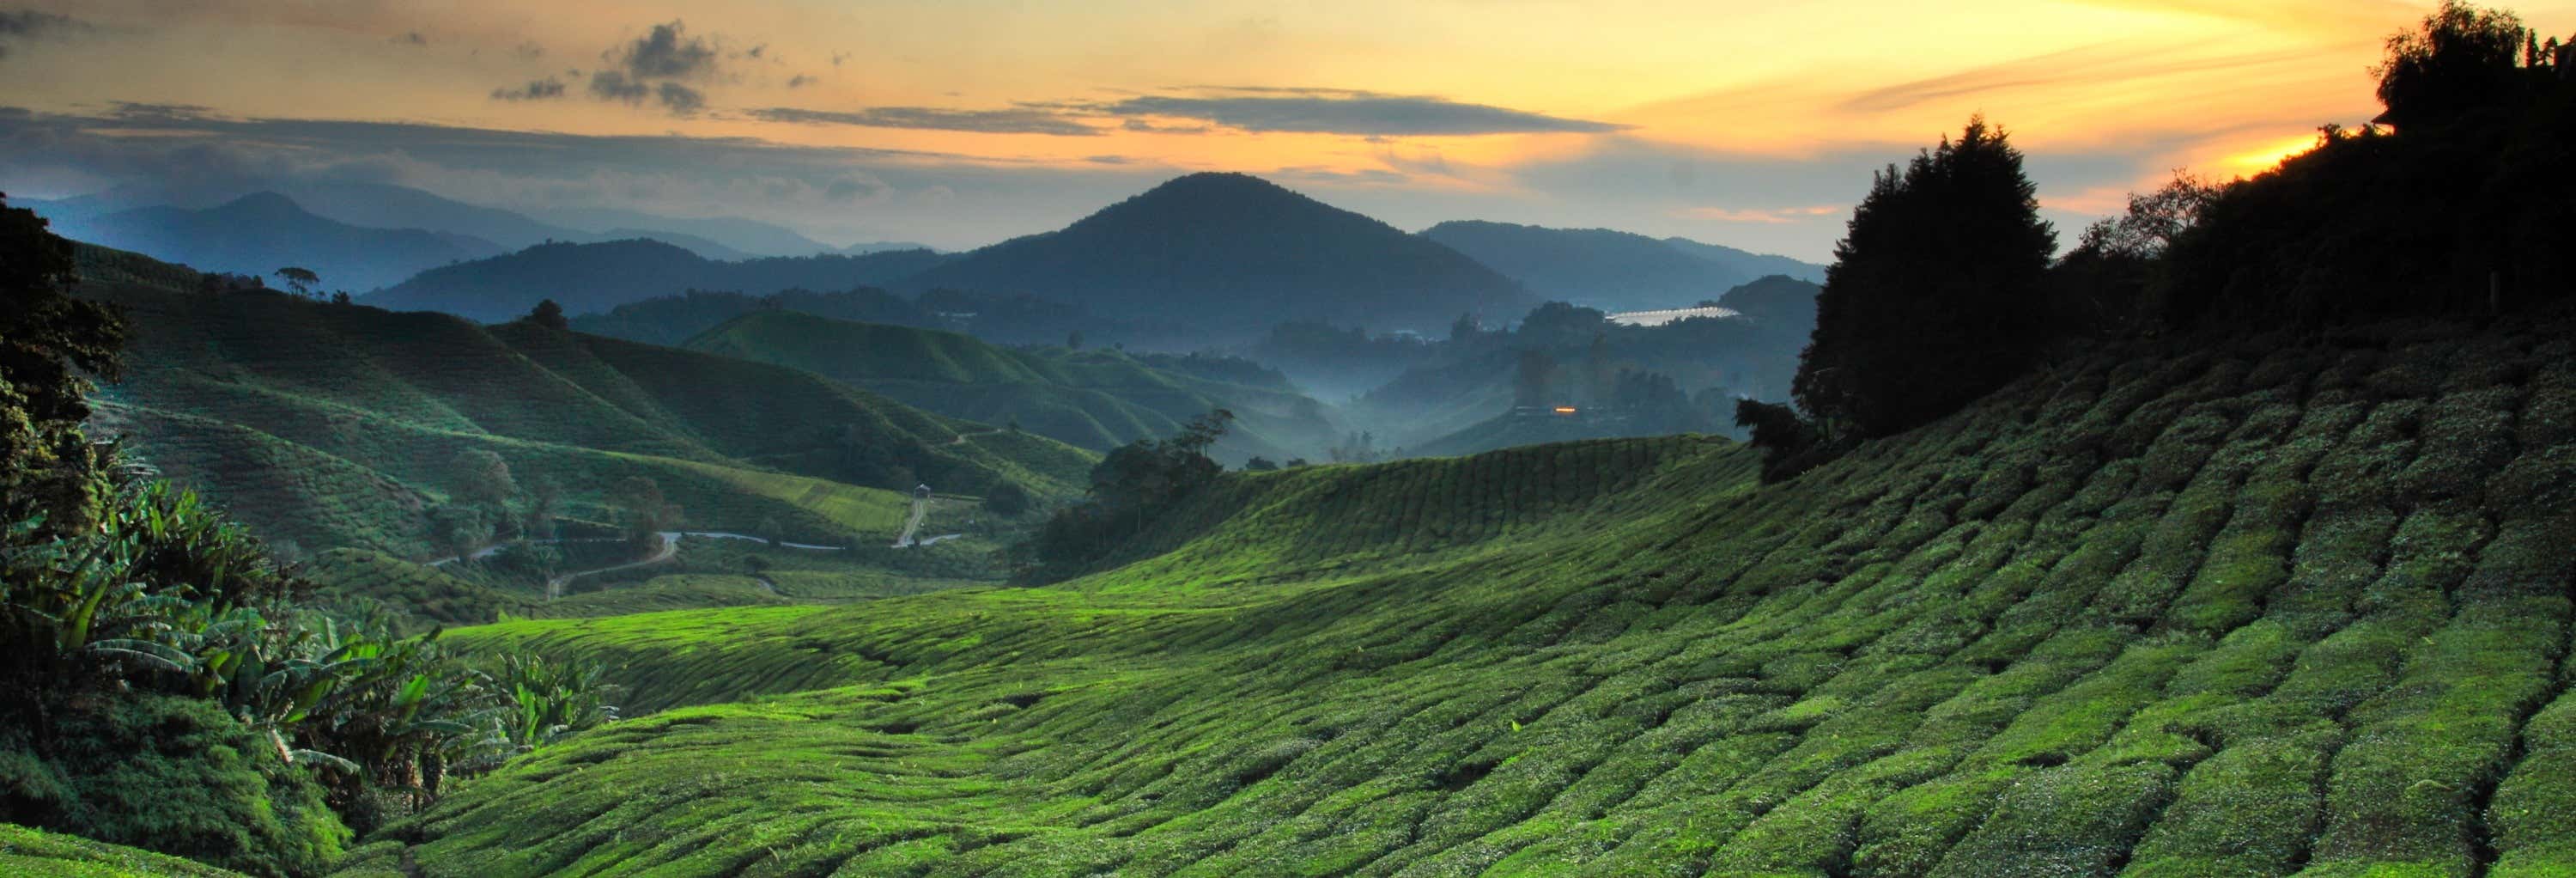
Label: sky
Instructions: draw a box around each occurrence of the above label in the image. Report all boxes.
[2,0,2569,261]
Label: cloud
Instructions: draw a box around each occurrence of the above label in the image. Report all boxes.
[1121,118,1211,135]
[573,20,726,116]
[589,70,648,103]
[1104,88,1628,136]
[1674,205,1844,224]
[1838,42,2324,115]
[656,82,705,115]
[0,103,1170,250]
[490,77,567,101]
[613,20,717,80]
[0,9,87,58]
[787,74,815,88]
[748,106,1099,137]
[392,31,427,47]
[513,41,544,60]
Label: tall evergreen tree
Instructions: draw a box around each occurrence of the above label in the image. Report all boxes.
[1793,118,2055,438]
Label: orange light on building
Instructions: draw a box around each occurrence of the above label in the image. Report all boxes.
[1553,406,1578,415]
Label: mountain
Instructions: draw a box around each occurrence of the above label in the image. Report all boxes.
[41,192,505,292]
[1420,220,1816,313]
[366,240,951,321]
[70,243,1094,561]
[1662,235,1828,284]
[906,173,1537,336]
[569,287,933,346]
[840,241,937,255]
[682,310,1344,464]
[1715,273,1823,329]
[274,180,587,251]
[532,206,836,257]
[366,314,2576,876]
[598,228,758,261]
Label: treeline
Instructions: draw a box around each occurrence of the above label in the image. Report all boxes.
[0,196,614,875]
[1010,411,1234,582]
[1744,0,2576,481]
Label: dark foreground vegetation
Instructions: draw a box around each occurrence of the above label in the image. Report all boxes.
[1746,1,2576,481]
[1,196,614,876]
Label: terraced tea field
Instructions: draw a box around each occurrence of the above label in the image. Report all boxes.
[340,320,2575,876]
[67,247,1096,558]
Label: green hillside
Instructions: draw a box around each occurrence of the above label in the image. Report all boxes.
[72,246,1095,558]
[345,317,2576,876]
[0,824,252,878]
[683,310,1344,464]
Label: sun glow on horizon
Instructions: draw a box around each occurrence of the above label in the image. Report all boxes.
[7,0,2574,257]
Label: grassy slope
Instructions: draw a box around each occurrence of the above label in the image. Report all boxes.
[354,320,2576,877]
[0,824,249,878]
[683,311,1342,463]
[74,251,1093,556]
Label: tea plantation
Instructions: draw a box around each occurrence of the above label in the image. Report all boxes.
[0,823,252,878]
[682,310,1345,464]
[336,318,2575,876]
[70,246,1097,557]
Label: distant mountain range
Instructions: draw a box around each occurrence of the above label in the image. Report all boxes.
[28,180,876,270]
[40,192,507,292]
[1420,220,1826,313]
[368,240,949,322]
[40,174,1824,344]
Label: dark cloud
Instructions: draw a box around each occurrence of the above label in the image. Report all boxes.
[748,106,1099,137]
[1105,89,1627,136]
[106,101,216,122]
[656,82,705,115]
[588,70,649,103]
[572,21,724,116]
[613,20,717,80]
[490,77,567,101]
[393,31,428,47]
[1121,118,1211,135]
[0,9,87,58]
[787,74,815,88]
[513,41,544,60]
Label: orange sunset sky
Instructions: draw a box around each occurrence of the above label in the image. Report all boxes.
[3,0,2570,259]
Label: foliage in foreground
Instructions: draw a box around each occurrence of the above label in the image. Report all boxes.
[0,820,252,878]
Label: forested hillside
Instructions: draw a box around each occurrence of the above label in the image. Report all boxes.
[683,310,1345,464]
[74,246,1093,557]
[349,316,2576,876]
[367,240,947,321]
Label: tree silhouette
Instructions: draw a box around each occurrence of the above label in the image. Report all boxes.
[2373,1,2531,130]
[274,266,320,298]
[1794,117,2055,439]
[528,299,569,331]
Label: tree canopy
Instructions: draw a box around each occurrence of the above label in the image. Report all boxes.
[1792,117,2055,439]
[0,194,128,533]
